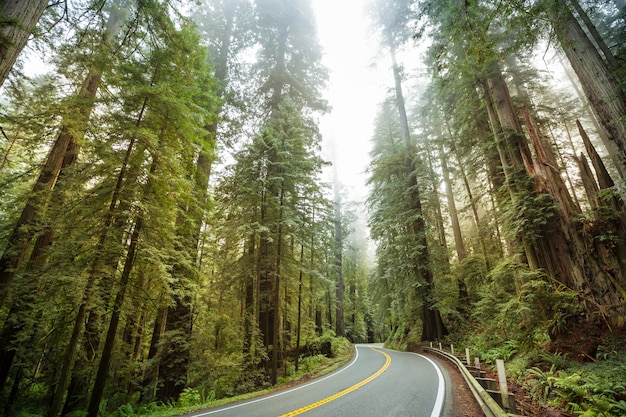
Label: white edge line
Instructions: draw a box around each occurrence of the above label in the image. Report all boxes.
[191,344,362,416]
[409,352,445,417]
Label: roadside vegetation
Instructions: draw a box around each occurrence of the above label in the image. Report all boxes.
[9,334,352,417]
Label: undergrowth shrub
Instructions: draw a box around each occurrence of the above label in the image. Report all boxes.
[470,260,579,351]
[521,335,626,416]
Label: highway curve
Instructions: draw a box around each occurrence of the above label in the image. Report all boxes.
[186,344,449,417]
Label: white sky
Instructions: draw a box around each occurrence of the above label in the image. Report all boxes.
[311,0,388,203]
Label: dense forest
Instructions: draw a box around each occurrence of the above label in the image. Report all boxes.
[0,0,625,416]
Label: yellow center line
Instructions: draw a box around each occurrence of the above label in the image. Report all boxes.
[278,347,392,417]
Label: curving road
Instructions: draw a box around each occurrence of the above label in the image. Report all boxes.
[187,344,451,417]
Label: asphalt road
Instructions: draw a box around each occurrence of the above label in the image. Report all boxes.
[187,344,449,417]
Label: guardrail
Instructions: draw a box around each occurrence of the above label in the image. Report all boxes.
[422,345,521,417]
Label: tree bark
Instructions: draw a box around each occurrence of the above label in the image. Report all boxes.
[568,0,620,73]
[140,306,167,403]
[294,244,304,372]
[0,0,48,87]
[578,153,601,210]
[484,71,540,269]
[553,0,626,176]
[577,119,616,190]
[438,142,469,304]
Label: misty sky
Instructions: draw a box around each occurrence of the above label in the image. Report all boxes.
[311,0,387,203]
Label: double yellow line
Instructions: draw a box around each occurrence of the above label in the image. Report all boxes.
[279,347,391,417]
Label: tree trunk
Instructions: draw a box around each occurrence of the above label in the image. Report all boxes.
[438,143,466,262]
[47,94,148,417]
[333,168,345,338]
[523,104,626,323]
[389,38,446,341]
[569,0,620,73]
[577,119,616,190]
[140,306,167,403]
[242,235,256,366]
[0,6,126,304]
[578,153,601,210]
[87,153,157,416]
[553,0,626,176]
[0,0,48,87]
[559,56,624,179]
[87,215,143,417]
[0,73,101,305]
[270,179,285,386]
[294,244,304,372]
[484,71,541,269]
[438,142,469,304]
[424,142,450,265]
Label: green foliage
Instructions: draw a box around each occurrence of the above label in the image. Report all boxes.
[298,354,325,373]
[503,190,557,244]
[177,387,203,407]
[114,400,160,417]
[524,367,626,416]
[482,340,519,362]
[470,260,580,351]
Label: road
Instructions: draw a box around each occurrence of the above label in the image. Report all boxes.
[187,344,449,417]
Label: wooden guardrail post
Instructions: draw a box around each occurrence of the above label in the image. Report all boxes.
[465,348,470,366]
[496,359,510,410]
[451,344,455,355]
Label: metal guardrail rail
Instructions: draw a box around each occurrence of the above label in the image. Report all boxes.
[423,347,510,417]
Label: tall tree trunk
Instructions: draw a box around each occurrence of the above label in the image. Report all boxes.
[559,56,624,179]
[484,71,542,269]
[140,306,167,403]
[438,143,466,262]
[87,154,157,417]
[553,0,626,176]
[424,142,450,265]
[0,6,126,304]
[547,123,582,211]
[333,168,345,338]
[154,1,237,399]
[438,142,469,304]
[577,119,616,190]
[0,73,100,305]
[242,234,256,367]
[450,139,493,268]
[578,153,602,210]
[577,121,626,281]
[0,0,48,87]
[388,39,447,340]
[270,174,286,385]
[47,95,149,417]
[569,0,620,73]
[294,244,304,372]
